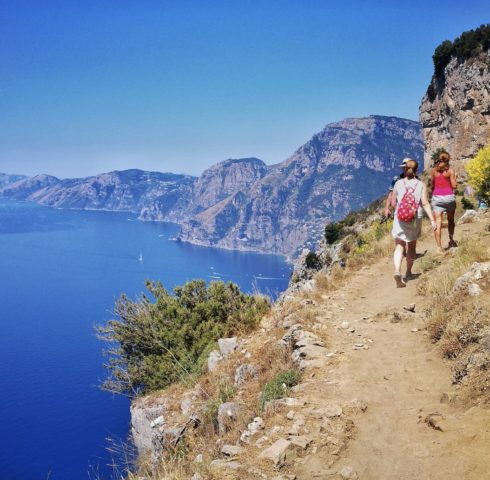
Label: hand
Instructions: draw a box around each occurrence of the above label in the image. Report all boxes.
[383,208,391,218]
[431,220,437,231]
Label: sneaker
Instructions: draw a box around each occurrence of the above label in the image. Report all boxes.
[394,273,406,288]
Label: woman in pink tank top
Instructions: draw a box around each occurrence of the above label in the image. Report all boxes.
[430,151,457,252]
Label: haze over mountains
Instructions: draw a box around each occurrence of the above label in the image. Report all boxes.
[0,115,423,258]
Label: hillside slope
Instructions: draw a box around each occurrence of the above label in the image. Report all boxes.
[129,207,490,480]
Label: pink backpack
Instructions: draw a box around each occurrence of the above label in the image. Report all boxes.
[397,180,419,223]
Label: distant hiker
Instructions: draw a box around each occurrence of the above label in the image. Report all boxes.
[430,151,457,252]
[391,159,436,287]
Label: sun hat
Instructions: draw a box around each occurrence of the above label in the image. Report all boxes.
[399,158,412,167]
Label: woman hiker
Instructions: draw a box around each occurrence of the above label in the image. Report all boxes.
[430,151,457,252]
[391,159,436,287]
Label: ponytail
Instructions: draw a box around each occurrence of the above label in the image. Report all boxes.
[404,159,418,179]
[405,167,415,179]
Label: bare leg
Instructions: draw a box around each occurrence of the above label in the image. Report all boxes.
[434,211,443,251]
[406,240,416,277]
[393,239,406,287]
[447,210,457,247]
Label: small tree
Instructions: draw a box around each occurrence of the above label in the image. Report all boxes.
[305,251,321,270]
[324,222,342,244]
[96,279,269,396]
[433,40,454,75]
[465,145,490,206]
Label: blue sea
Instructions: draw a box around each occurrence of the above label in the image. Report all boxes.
[0,199,291,480]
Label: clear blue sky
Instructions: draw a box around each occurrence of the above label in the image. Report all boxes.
[0,0,488,178]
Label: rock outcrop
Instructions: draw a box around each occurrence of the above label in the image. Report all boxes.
[420,48,490,174]
[178,116,422,258]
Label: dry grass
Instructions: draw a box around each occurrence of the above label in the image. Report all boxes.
[419,232,490,405]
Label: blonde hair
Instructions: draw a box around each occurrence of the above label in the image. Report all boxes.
[405,159,418,179]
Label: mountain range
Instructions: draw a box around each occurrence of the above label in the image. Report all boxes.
[0,115,423,258]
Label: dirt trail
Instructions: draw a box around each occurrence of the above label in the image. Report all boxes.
[293,228,490,480]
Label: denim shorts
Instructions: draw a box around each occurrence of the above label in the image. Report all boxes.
[432,194,456,213]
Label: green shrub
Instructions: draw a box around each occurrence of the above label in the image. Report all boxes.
[305,251,321,270]
[342,213,357,227]
[324,222,342,244]
[433,40,454,75]
[259,369,301,410]
[97,279,270,396]
[461,197,476,210]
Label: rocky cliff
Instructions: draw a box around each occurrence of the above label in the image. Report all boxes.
[138,158,268,223]
[188,157,269,214]
[420,27,490,173]
[177,116,423,258]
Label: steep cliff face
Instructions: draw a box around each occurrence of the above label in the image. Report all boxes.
[189,157,268,214]
[178,116,423,258]
[420,51,490,174]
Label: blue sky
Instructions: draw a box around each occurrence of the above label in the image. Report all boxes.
[0,0,488,178]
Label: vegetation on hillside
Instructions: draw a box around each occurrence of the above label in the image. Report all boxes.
[433,23,490,75]
[324,199,384,245]
[97,279,269,396]
[465,145,490,206]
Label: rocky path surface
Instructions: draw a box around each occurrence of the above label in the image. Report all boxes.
[288,231,490,480]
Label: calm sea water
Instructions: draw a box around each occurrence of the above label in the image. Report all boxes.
[0,199,291,480]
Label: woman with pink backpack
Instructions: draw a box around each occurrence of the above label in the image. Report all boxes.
[391,159,436,287]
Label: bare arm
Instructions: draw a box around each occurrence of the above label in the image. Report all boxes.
[421,183,436,227]
[384,192,393,216]
[449,169,457,189]
[391,184,397,209]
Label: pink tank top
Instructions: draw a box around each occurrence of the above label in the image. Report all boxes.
[433,172,453,195]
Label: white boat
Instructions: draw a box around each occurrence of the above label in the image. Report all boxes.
[139,253,143,262]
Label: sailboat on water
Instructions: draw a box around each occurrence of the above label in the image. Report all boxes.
[139,252,143,262]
